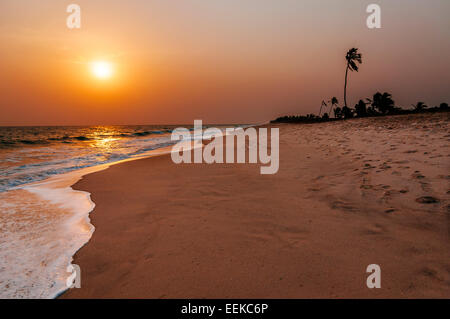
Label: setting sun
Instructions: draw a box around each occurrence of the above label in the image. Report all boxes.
[1,0,449,302]
[90,61,114,79]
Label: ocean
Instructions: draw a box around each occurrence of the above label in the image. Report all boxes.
[0,125,185,192]
[0,124,242,298]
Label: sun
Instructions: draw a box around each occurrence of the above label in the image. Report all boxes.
[90,61,114,79]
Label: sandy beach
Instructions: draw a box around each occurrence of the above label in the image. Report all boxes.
[62,113,449,299]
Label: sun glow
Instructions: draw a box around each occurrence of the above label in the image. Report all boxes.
[90,61,114,79]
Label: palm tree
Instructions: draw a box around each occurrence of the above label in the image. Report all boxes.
[372,92,395,114]
[344,48,362,108]
[342,106,354,119]
[364,97,376,115]
[355,100,367,117]
[334,107,342,119]
[412,102,427,111]
[328,97,339,117]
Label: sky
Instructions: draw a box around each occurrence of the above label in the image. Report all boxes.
[0,0,449,125]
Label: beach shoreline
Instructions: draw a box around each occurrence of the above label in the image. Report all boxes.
[62,113,450,298]
[0,133,181,299]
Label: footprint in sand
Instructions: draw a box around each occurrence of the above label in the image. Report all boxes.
[419,181,432,192]
[412,171,425,179]
[362,223,387,236]
[415,196,440,204]
[419,267,445,282]
[330,200,357,212]
[363,163,376,170]
[393,160,409,164]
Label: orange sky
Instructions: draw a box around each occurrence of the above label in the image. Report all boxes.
[0,0,449,125]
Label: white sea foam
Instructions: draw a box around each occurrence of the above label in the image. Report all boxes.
[0,167,102,298]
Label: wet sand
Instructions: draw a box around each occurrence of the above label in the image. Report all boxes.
[63,113,450,298]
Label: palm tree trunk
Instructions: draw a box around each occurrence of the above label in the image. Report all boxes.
[344,64,349,108]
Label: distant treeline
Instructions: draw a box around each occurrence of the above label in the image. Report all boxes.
[272,94,449,124]
[273,48,449,124]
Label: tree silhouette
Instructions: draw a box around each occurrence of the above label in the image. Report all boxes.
[355,99,367,117]
[372,92,395,114]
[342,106,353,119]
[413,102,427,111]
[344,48,362,108]
[334,107,342,119]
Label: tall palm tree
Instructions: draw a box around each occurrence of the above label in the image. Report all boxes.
[344,48,362,108]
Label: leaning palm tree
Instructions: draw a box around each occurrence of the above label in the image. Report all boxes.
[344,48,362,108]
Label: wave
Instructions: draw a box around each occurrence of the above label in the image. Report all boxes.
[0,130,173,149]
[73,136,91,141]
[0,169,98,298]
[1,139,50,148]
[0,139,177,193]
